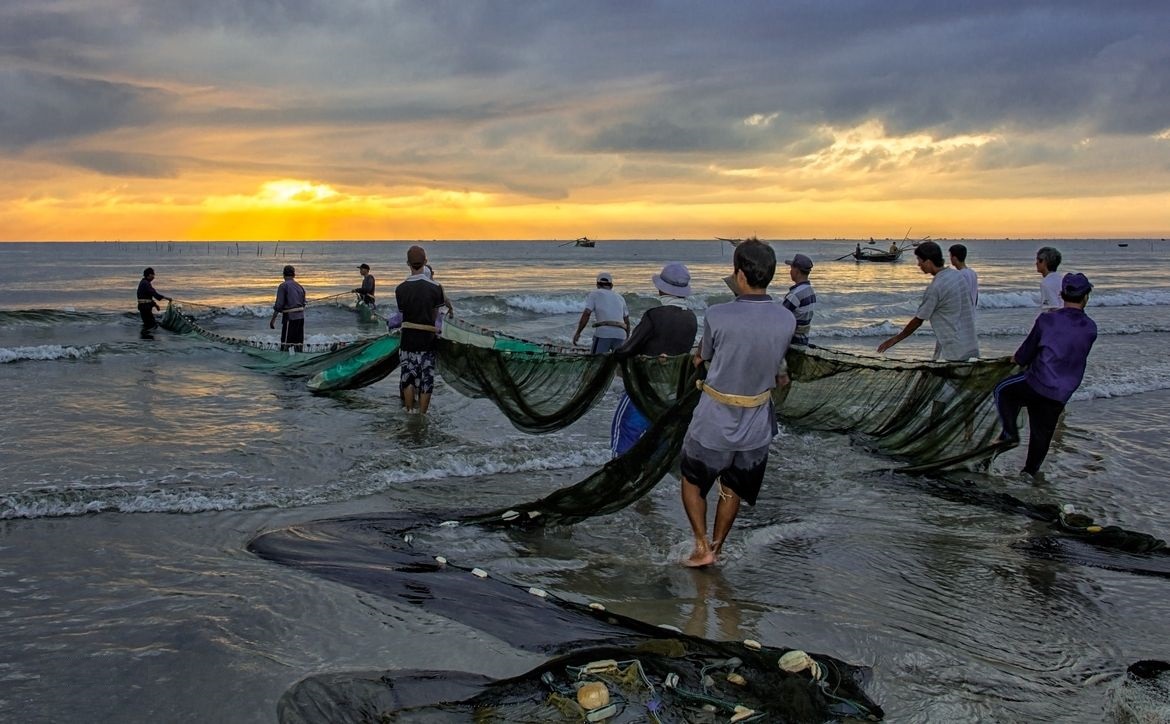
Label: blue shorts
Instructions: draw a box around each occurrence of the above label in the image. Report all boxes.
[399,350,437,394]
[610,392,651,457]
[679,437,770,506]
[591,337,623,355]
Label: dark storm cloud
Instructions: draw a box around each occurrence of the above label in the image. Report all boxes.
[0,70,170,149]
[2,0,1169,173]
[61,151,180,178]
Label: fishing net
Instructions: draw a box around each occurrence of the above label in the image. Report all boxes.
[251,512,884,723]
[283,643,882,722]
[782,345,1018,463]
[1110,660,1170,724]
[159,302,401,391]
[437,320,618,434]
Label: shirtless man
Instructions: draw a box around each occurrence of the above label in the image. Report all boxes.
[679,239,795,567]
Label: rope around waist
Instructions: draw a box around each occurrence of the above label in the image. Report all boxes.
[278,306,305,314]
[695,380,772,408]
[592,320,627,332]
[137,299,156,304]
[401,321,439,333]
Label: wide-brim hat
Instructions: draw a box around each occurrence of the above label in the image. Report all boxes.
[652,262,692,297]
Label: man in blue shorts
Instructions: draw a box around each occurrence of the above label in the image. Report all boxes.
[395,245,447,414]
[610,262,698,456]
[995,272,1097,477]
[680,239,796,567]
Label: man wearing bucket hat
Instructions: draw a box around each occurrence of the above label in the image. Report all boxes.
[609,263,699,456]
[994,272,1098,478]
[572,271,630,354]
[781,253,817,345]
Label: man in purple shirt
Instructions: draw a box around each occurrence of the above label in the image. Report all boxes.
[994,272,1097,477]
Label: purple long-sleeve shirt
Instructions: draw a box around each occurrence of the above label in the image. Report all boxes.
[1014,306,1097,403]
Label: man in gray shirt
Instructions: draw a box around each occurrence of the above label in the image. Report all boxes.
[680,239,796,567]
[877,241,978,360]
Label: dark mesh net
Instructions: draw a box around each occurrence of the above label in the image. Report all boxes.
[783,345,1018,462]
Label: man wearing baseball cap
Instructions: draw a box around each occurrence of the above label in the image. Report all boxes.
[782,253,817,345]
[994,272,1098,478]
[352,263,376,306]
[572,271,629,354]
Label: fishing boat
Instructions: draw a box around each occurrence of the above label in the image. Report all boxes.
[574,236,595,248]
[853,246,904,262]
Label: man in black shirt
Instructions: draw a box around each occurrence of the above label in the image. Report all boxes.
[610,262,698,455]
[353,263,376,306]
[136,267,171,335]
[394,246,447,414]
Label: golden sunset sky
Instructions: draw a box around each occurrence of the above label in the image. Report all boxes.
[2,2,1169,241]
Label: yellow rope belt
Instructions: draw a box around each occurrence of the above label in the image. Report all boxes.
[279,306,305,314]
[695,380,772,408]
[591,320,627,330]
[401,321,439,333]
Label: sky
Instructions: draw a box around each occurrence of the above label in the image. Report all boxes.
[2,1,1169,241]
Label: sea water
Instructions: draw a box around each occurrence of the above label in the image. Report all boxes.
[0,239,1167,722]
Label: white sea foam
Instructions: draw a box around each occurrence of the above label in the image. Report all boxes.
[504,295,585,315]
[1074,364,1170,401]
[0,345,99,363]
[0,444,614,519]
[979,289,1170,310]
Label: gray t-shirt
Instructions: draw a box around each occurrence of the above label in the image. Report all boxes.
[585,288,629,340]
[915,267,978,360]
[685,295,796,451]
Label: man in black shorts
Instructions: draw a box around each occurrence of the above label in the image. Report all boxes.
[268,265,306,352]
[136,267,171,335]
[680,239,795,567]
[394,246,446,414]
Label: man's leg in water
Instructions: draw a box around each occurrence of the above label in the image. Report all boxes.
[710,483,742,559]
[681,476,715,567]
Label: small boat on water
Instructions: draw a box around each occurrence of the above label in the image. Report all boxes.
[853,246,903,262]
[1118,243,1130,248]
[574,236,595,248]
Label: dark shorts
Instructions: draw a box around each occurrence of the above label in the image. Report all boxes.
[679,437,770,506]
[400,350,437,394]
[281,316,305,346]
[138,303,157,330]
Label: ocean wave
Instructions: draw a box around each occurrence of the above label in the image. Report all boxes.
[0,309,113,328]
[979,289,1170,310]
[1075,365,1170,401]
[0,344,100,363]
[503,294,589,315]
[0,444,613,519]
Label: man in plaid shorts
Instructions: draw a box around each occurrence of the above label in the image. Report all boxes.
[394,245,447,414]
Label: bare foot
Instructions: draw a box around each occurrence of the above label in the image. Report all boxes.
[683,547,716,568]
